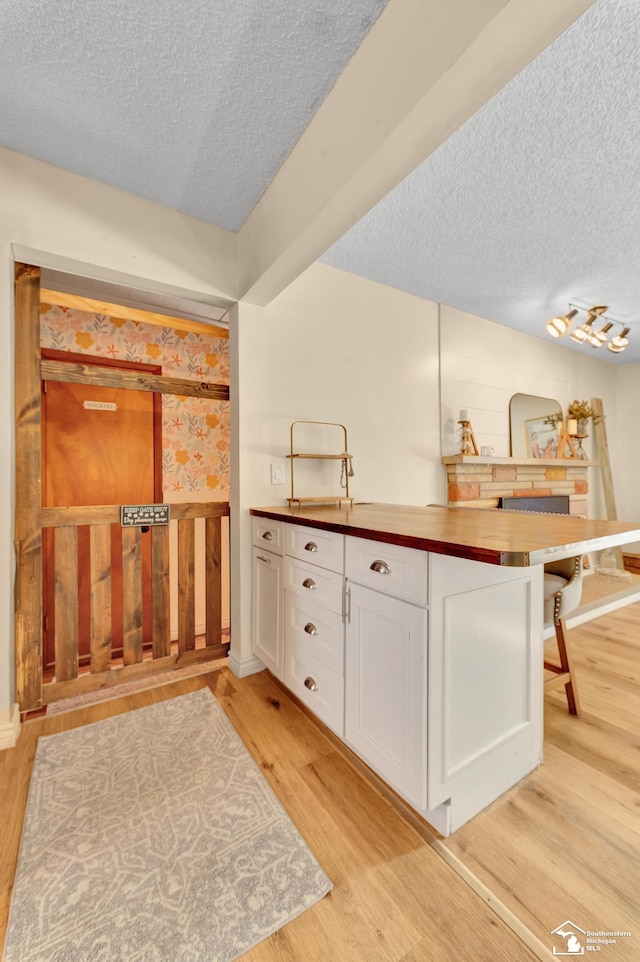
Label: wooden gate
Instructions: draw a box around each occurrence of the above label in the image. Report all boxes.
[39,502,229,706]
[14,262,231,712]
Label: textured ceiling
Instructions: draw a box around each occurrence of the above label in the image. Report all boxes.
[2,0,639,362]
[322,0,640,363]
[0,0,387,232]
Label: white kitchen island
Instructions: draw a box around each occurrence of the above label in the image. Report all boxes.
[250,503,640,836]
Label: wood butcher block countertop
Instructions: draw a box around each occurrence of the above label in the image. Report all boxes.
[250,502,640,566]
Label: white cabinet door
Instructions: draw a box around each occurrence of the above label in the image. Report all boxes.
[427,553,543,831]
[252,547,283,679]
[345,583,427,809]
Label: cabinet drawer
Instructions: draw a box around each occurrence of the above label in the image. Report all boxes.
[284,644,344,736]
[284,590,344,675]
[345,536,428,605]
[284,557,343,613]
[252,517,284,555]
[285,523,344,573]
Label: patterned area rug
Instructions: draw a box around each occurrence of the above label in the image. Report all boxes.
[5,689,332,962]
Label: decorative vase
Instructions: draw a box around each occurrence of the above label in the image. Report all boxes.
[577,417,588,436]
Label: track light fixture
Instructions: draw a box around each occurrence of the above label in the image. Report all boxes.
[569,305,607,343]
[546,309,577,338]
[545,304,632,354]
[607,326,630,353]
[587,321,613,348]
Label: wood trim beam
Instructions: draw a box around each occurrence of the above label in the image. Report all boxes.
[40,648,227,705]
[41,359,229,401]
[238,0,596,305]
[14,263,43,710]
[40,289,229,339]
[169,503,230,521]
[41,502,229,527]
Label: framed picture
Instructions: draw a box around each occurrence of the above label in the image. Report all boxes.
[525,417,558,459]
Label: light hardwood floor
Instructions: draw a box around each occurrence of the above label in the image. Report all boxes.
[444,598,640,960]
[2,594,639,960]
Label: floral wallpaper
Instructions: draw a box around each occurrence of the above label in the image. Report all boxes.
[40,302,230,499]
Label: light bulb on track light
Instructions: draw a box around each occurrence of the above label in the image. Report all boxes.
[587,321,613,347]
[546,309,577,338]
[607,326,630,353]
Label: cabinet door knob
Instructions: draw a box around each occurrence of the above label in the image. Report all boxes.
[262,531,273,540]
[370,559,391,574]
[304,541,318,552]
[304,676,318,692]
[256,555,271,564]
[302,577,317,589]
[304,622,318,635]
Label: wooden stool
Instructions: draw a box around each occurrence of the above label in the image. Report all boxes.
[544,616,581,715]
[543,557,583,715]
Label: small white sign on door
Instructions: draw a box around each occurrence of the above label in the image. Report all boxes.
[83,400,117,411]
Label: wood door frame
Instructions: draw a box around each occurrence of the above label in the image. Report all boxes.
[14,264,42,711]
[14,263,231,711]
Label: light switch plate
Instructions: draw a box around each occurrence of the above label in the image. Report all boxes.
[270,461,285,485]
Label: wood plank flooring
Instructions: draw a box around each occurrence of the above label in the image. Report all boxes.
[444,599,640,960]
[2,593,639,960]
[1,673,538,961]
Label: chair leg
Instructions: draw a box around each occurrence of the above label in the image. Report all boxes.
[543,617,581,715]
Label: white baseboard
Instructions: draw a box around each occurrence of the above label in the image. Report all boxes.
[227,652,265,678]
[0,704,21,751]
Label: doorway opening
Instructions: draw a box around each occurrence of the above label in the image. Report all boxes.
[15,264,231,712]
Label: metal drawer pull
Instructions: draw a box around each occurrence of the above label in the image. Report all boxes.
[256,555,271,564]
[304,676,318,692]
[304,622,318,635]
[302,577,317,589]
[262,531,273,540]
[304,541,318,552]
[370,560,391,574]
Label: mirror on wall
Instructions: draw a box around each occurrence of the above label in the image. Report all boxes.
[509,393,562,458]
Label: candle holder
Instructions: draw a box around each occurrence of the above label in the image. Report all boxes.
[458,419,479,456]
[555,420,578,459]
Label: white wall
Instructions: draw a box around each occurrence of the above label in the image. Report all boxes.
[439,304,622,520]
[0,148,237,716]
[613,363,640,550]
[230,274,633,673]
[230,262,440,670]
[2,148,636,714]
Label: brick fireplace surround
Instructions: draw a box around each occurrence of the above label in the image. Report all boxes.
[442,455,597,517]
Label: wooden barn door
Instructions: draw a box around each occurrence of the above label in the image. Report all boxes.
[41,357,161,669]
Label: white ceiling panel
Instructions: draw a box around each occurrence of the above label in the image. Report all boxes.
[322,0,640,362]
[5,0,640,362]
[0,0,388,231]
